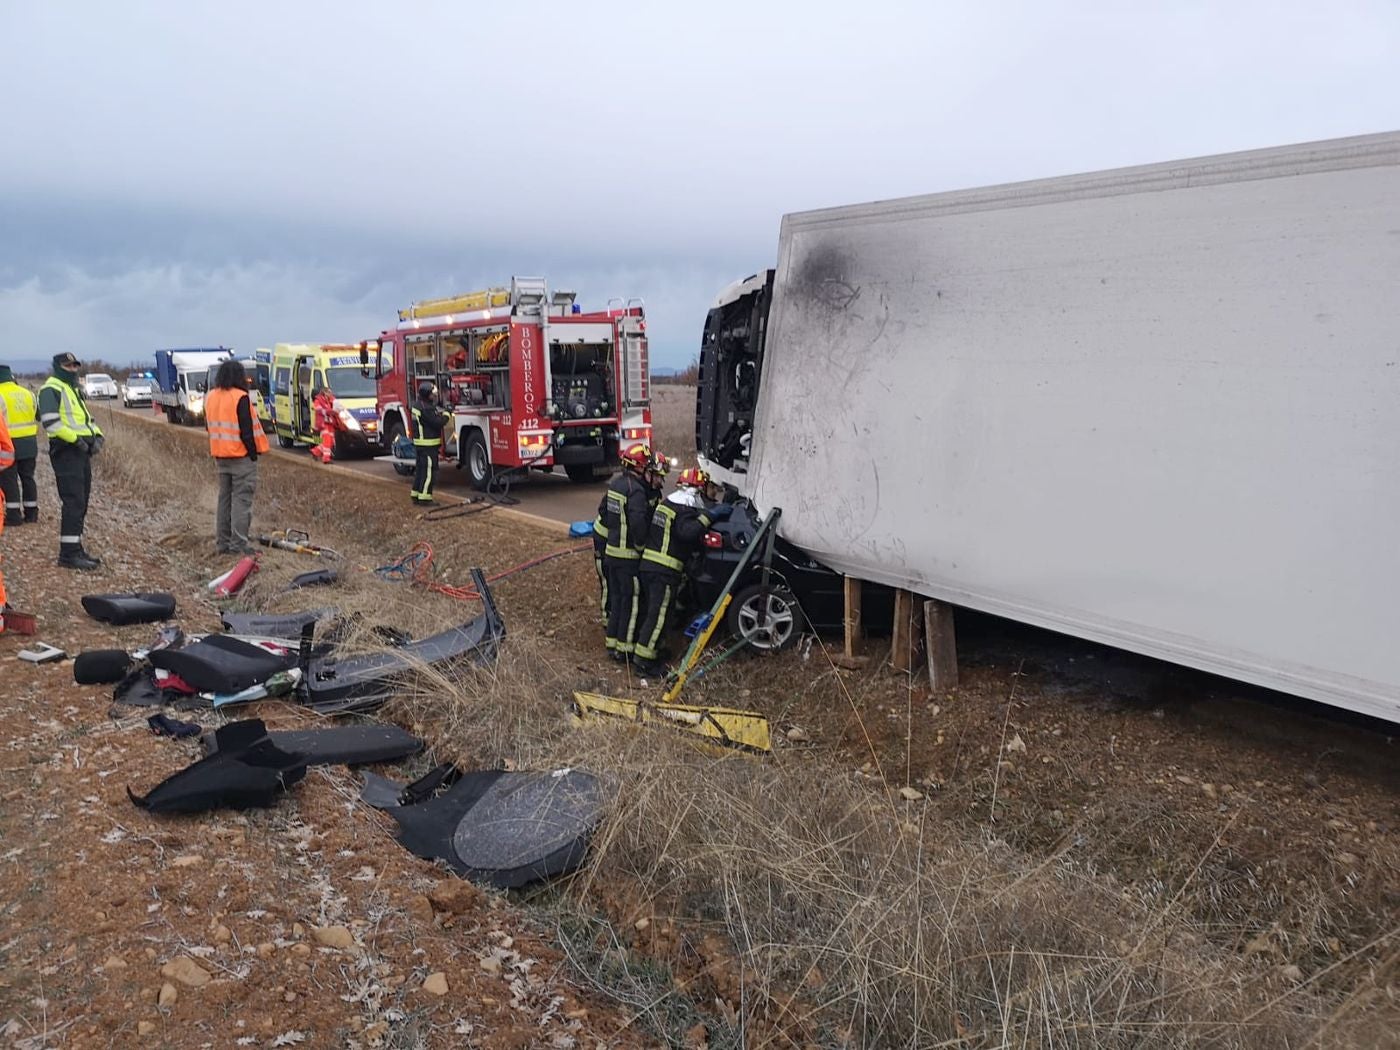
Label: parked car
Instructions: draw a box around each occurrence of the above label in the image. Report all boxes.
[121,377,153,406]
[688,500,891,651]
[81,373,119,399]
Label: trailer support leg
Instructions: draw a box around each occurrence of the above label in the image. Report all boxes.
[891,589,925,674]
[924,599,959,691]
[834,576,869,669]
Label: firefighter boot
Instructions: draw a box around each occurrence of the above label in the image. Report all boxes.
[58,544,100,571]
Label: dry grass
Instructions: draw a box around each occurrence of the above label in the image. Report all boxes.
[382,638,1398,1048]
[649,384,700,469]
[96,412,1400,1049]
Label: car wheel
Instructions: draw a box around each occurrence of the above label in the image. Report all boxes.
[728,584,800,652]
[276,429,296,449]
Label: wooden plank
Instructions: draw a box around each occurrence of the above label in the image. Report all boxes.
[891,588,925,674]
[834,576,870,669]
[924,599,959,690]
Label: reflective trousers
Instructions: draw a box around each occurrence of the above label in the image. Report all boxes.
[634,566,680,662]
[50,443,92,549]
[0,456,38,523]
[603,557,640,653]
[412,443,438,501]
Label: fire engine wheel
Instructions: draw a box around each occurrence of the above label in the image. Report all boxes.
[464,431,493,491]
[728,585,800,653]
[564,464,605,483]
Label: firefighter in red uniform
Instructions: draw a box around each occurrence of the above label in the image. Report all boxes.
[311,386,339,463]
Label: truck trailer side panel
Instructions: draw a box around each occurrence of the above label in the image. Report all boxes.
[745,133,1400,720]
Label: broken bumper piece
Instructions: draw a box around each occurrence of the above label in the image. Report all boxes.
[300,567,505,714]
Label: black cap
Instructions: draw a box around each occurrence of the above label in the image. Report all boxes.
[53,352,82,370]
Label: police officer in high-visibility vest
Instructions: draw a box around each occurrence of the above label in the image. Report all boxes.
[598,442,655,660]
[0,364,39,526]
[0,410,14,629]
[410,382,449,504]
[37,352,103,570]
[632,467,733,677]
[206,358,270,554]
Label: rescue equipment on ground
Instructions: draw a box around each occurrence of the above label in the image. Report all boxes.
[256,529,340,559]
[572,692,772,753]
[213,555,259,597]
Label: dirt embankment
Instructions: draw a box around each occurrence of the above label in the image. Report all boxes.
[0,411,1396,1049]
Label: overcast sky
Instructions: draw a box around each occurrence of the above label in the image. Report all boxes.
[2,1,1397,369]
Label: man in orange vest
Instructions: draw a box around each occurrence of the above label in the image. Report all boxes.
[0,410,12,629]
[206,358,270,554]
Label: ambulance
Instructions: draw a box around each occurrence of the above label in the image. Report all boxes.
[268,343,381,454]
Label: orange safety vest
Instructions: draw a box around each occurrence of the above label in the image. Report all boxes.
[206,387,270,458]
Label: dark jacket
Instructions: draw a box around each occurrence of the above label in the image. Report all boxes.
[641,495,714,574]
[599,471,651,560]
[412,398,449,443]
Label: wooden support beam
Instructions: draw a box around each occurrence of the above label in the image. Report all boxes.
[924,599,959,690]
[891,588,925,674]
[834,575,869,669]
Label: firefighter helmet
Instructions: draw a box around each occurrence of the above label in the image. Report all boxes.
[677,467,711,490]
[417,382,437,401]
[620,442,651,472]
[650,452,671,478]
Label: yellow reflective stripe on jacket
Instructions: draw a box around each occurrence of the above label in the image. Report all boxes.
[39,377,99,442]
[603,489,639,559]
[0,384,38,439]
[410,407,441,446]
[641,504,685,571]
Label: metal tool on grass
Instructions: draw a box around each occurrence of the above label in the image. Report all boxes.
[256,529,340,559]
[572,508,782,754]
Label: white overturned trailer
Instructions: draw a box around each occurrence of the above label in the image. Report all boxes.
[699,132,1399,722]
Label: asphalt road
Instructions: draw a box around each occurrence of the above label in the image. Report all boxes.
[104,401,607,526]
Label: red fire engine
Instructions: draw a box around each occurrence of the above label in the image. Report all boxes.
[373,277,651,489]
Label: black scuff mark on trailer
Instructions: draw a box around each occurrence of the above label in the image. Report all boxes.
[794,243,861,311]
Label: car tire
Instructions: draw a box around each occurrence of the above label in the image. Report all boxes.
[463,430,492,491]
[728,584,801,653]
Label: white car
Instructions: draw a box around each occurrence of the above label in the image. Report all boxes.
[122,378,154,406]
[82,373,119,399]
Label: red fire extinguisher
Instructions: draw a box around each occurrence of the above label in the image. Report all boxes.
[213,555,259,598]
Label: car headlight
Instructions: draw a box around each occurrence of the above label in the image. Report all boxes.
[338,408,361,431]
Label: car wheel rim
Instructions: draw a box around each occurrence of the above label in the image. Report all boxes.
[737,594,795,650]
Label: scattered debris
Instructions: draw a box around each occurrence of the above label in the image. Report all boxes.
[376,767,606,888]
[128,720,308,814]
[80,592,177,626]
